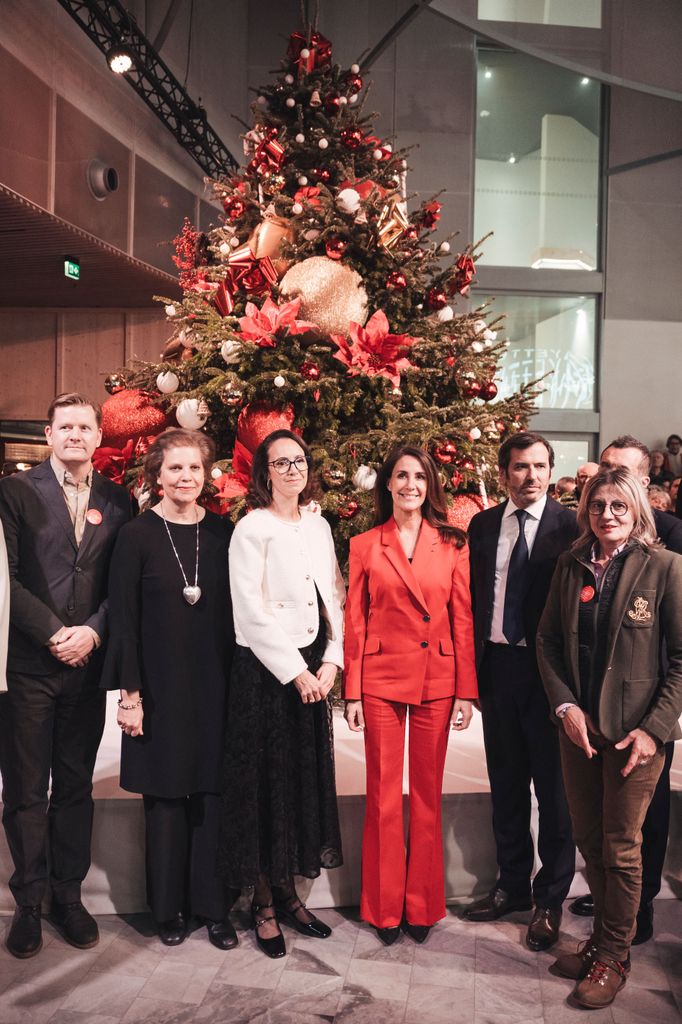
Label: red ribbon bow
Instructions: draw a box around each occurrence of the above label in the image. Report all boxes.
[247,128,285,177]
[287,30,332,76]
[448,254,476,297]
[213,246,278,317]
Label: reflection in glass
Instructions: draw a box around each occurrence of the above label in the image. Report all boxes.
[477,0,601,29]
[548,439,591,478]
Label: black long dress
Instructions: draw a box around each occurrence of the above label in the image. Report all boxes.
[102,509,233,797]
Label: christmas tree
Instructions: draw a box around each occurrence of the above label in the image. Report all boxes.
[100,22,540,561]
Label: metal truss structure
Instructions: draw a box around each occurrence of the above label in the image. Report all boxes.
[55,0,238,178]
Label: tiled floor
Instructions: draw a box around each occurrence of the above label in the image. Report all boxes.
[0,899,680,1023]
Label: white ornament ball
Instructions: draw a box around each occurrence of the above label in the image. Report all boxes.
[257,95,267,106]
[176,398,208,430]
[474,319,487,333]
[298,175,308,185]
[350,63,360,74]
[156,371,179,394]
[353,464,377,490]
[436,305,454,322]
[219,241,230,256]
[295,133,305,144]
[211,466,223,480]
[383,143,393,154]
[220,339,242,365]
[318,137,329,149]
[178,328,194,348]
[339,95,348,105]
[336,187,361,214]
[483,328,497,341]
[439,241,451,254]
[304,229,320,241]
[472,341,484,353]
[292,202,303,215]
[469,427,482,441]
[285,73,294,84]
[300,47,310,58]
[285,97,295,108]
[274,375,286,388]
[165,304,176,317]
[349,94,358,104]
[230,236,240,248]
[373,148,383,161]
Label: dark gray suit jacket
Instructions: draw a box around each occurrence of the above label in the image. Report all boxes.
[0,460,131,677]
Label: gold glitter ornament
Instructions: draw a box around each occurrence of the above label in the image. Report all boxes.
[279,256,368,339]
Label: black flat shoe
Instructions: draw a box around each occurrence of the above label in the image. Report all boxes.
[205,917,239,950]
[252,903,286,958]
[569,894,595,917]
[376,925,400,945]
[274,898,332,939]
[158,913,187,946]
[463,887,532,922]
[6,905,42,959]
[632,902,654,945]
[50,900,99,949]
[404,923,431,943]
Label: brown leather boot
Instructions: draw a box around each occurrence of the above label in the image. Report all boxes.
[571,958,628,1008]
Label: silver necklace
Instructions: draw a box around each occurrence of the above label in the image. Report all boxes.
[159,503,201,605]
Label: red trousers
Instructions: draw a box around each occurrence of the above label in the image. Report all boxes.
[361,694,453,928]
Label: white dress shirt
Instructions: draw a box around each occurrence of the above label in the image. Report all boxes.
[489,494,547,645]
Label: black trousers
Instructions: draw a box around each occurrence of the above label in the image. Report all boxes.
[478,643,575,908]
[0,668,106,907]
[143,793,229,923]
[640,740,674,905]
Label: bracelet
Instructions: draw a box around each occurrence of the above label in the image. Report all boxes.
[117,697,143,710]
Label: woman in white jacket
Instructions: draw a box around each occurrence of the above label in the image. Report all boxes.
[218,429,345,958]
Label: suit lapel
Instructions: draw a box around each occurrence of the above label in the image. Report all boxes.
[381,518,429,614]
[77,472,111,564]
[482,503,505,602]
[31,461,78,553]
[527,498,558,578]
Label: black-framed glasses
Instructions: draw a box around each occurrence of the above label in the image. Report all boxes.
[268,455,310,475]
[587,499,628,517]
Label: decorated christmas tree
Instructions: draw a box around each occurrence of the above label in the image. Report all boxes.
[100,22,540,559]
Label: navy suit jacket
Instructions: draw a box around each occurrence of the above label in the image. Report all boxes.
[467,497,579,671]
[0,460,131,677]
[654,508,682,555]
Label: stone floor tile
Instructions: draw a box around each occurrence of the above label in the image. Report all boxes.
[57,970,147,1017]
[88,933,165,977]
[352,926,416,965]
[214,943,288,988]
[120,996,213,1023]
[284,937,354,977]
[610,985,682,1023]
[48,1013,122,1024]
[344,958,412,1003]
[271,969,344,1015]
[411,947,475,989]
[405,981,475,1023]
[195,981,273,1023]
[137,960,220,1005]
[335,992,407,1024]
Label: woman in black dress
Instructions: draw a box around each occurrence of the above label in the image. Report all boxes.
[218,429,345,958]
[103,427,236,949]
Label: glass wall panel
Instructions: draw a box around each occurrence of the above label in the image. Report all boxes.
[547,438,591,478]
[477,0,601,28]
[474,50,601,269]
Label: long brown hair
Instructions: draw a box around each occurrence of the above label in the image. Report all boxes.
[247,429,317,509]
[374,445,466,548]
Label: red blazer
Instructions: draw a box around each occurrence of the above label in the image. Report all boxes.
[343,517,478,704]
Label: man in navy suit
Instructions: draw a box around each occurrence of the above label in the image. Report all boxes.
[0,393,130,958]
[465,432,577,951]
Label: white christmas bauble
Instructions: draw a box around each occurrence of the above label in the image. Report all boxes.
[176,398,208,430]
[336,188,361,214]
[304,229,320,241]
[256,95,267,106]
[211,466,223,480]
[165,304,176,317]
[285,74,294,84]
[298,175,308,185]
[439,241,451,254]
[353,464,377,490]
[295,133,305,144]
[339,95,348,105]
[484,329,497,341]
[318,137,329,149]
[373,149,383,161]
[292,202,303,215]
[383,144,393,154]
[472,341,484,353]
[349,94,358,104]
[286,97,295,108]
[350,63,360,74]
[219,241,230,256]
[230,236,240,248]
[178,328,193,348]
[274,375,286,388]
[300,47,310,58]
[469,427,482,440]
[156,371,179,394]
[437,305,454,322]
[474,319,487,333]
[221,339,242,365]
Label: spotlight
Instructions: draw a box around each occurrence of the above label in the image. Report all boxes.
[581,77,590,85]
[484,68,492,79]
[508,154,516,164]
[107,44,133,74]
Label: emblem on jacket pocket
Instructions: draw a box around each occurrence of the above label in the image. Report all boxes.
[627,596,652,622]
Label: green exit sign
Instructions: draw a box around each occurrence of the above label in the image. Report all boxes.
[64,259,80,281]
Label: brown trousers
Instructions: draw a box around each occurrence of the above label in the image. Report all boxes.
[559,732,665,962]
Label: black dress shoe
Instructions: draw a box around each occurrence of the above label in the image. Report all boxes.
[6,905,42,959]
[376,926,401,945]
[205,918,239,950]
[463,887,532,922]
[569,894,594,917]
[404,923,431,943]
[526,906,561,951]
[274,898,331,939]
[158,913,187,946]
[632,901,654,945]
[50,900,99,949]
[252,903,286,958]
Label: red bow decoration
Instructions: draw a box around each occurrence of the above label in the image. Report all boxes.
[420,201,441,229]
[448,254,476,297]
[287,30,332,76]
[294,185,322,207]
[92,440,134,485]
[247,128,285,177]
[213,246,278,317]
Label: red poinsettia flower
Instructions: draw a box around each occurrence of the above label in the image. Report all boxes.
[294,186,322,207]
[331,310,417,388]
[238,297,318,347]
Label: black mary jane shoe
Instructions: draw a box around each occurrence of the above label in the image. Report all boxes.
[158,912,187,946]
[205,917,239,950]
[274,898,332,939]
[252,903,286,958]
[404,922,431,944]
[376,925,401,946]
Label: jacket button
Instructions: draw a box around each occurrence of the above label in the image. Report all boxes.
[75,567,82,574]
[423,614,430,622]
[305,574,311,581]
[307,627,315,634]
[420,640,428,648]
[276,602,283,608]
[308,601,314,606]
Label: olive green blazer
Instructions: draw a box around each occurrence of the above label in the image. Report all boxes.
[536,544,682,744]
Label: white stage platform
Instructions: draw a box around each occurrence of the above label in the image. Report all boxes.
[1,693,681,914]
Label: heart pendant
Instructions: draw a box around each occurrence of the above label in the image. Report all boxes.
[183,586,202,605]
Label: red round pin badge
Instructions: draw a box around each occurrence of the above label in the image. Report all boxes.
[580,585,595,603]
[86,509,103,525]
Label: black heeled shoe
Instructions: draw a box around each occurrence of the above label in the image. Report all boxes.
[376,925,401,945]
[404,923,431,943]
[274,897,332,939]
[158,912,187,946]
[252,903,286,958]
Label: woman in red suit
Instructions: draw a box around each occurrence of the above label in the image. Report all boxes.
[344,445,478,945]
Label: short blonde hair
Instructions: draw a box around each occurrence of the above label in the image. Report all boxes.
[574,467,659,552]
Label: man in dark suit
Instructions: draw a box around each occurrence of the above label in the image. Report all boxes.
[465,432,577,951]
[569,435,682,943]
[0,393,130,958]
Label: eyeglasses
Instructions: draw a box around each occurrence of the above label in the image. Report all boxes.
[587,499,629,517]
[268,456,310,475]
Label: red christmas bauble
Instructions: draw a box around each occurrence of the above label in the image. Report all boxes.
[456,456,475,472]
[427,288,448,310]
[311,168,331,184]
[447,493,486,531]
[386,271,407,290]
[341,128,363,150]
[480,380,498,401]
[104,373,126,395]
[495,419,506,433]
[434,441,457,465]
[223,196,246,221]
[324,93,341,114]
[450,470,463,490]
[346,73,363,94]
[462,379,482,399]
[326,237,347,260]
[300,361,321,381]
[403,226,419,242]
[236,402,295,453]
[338,496,359,519]
[101,389,169,448]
